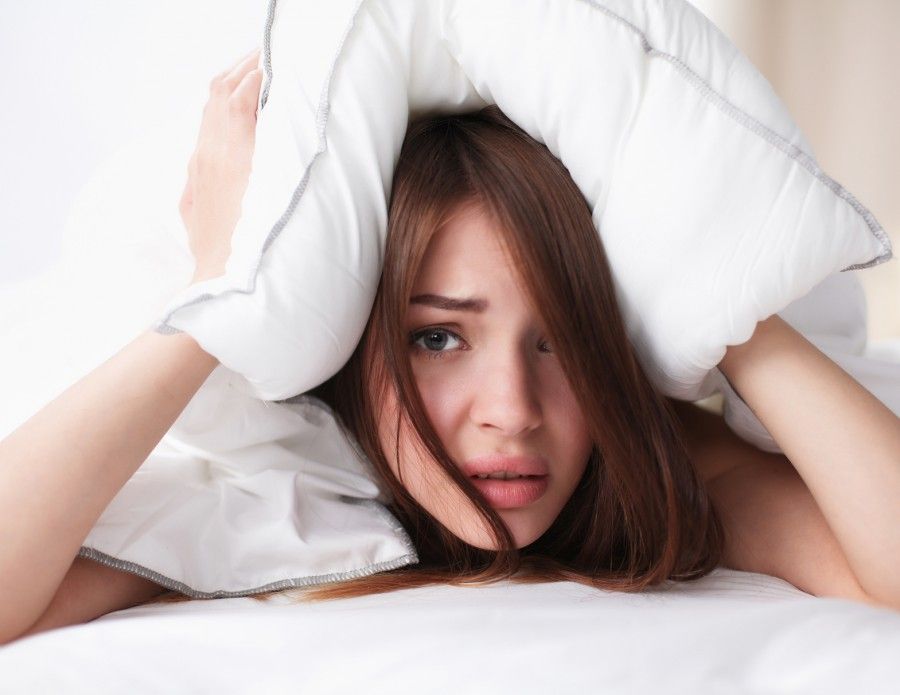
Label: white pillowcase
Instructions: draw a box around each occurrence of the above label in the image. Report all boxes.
[154,0,891,403]
[80,367,418,596]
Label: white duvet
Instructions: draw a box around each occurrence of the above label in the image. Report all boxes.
[1,568,898,693]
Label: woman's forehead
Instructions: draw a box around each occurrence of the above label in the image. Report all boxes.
[416,208,520,290]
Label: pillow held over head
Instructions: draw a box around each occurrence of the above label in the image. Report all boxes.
[154,0,892,406]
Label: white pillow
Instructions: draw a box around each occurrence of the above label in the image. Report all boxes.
[154,0,891,403]
[0,124,417,597]
[80,367,418,596]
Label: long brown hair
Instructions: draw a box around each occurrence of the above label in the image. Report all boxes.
[153,104,724,605]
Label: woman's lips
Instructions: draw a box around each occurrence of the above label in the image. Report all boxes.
[469,475,549,509]
[462,454,550,478]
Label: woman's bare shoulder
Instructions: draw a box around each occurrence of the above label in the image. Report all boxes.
[666,396,785,486]
[666,397,875,604]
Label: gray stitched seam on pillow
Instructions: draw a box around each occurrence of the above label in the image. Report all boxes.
[154,0,892,339]
[154,0,367,336]
[258,0,275,112]
[77,519,418,599]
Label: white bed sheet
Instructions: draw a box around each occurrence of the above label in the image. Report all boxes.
[1,568,898,694]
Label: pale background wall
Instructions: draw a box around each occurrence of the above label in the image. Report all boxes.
[691,0,899,339]
[0,1,264,286]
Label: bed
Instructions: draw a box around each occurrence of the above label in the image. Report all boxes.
[2,2,899,692]
[2,569,899,693]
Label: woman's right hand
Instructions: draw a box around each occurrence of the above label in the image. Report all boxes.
[179,49,263,283]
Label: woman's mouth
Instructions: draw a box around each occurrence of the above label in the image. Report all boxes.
[469,474,549,508]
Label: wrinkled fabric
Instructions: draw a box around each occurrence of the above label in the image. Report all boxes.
[78,366,417,597]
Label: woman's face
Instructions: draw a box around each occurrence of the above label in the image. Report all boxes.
[375,200,594,550]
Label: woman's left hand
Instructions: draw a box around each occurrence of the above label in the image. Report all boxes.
[179,48,263,283]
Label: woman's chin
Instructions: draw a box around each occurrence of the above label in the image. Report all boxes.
[454,517,546,551]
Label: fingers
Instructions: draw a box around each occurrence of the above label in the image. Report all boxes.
[224,48,261,85]
[210,47,261,93]
[229,67,264,118]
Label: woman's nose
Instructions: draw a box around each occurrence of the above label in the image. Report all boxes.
[469,349,543,437]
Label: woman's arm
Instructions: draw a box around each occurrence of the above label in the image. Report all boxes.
[671,399,877,605]
[0,48,263,644]
[0,329,217,644]
[717,314,900,609]
[18,552,170,641]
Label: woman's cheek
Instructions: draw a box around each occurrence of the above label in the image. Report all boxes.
[376,373,450,483]
[560,395,594,481]
[412,365,469,439]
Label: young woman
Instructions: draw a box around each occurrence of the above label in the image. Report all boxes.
[2,49,898,644]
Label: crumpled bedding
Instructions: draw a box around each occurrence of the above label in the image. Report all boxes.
[76,365,418,596]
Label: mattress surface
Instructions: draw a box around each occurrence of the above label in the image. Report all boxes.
[1,568,898,694]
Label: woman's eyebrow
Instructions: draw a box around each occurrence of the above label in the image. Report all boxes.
[409,294,489,313]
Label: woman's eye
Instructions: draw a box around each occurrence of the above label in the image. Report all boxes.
[409,327,465,359]
[409,329,554,360]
